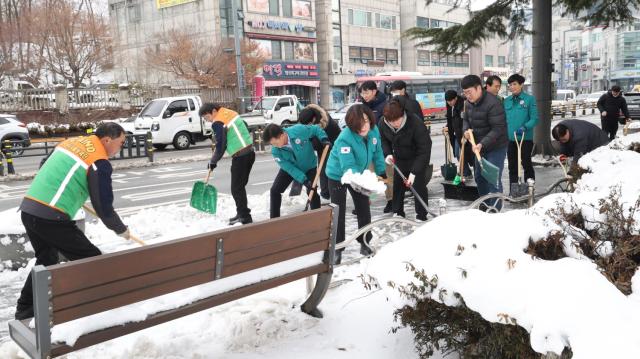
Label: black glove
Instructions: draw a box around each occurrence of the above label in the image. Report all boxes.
[378,173,388,180]
[321,140,332,149]
[303,180,314,191]
[207,162,216,170]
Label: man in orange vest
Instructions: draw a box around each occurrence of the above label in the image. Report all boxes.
[200,103,255,225]
[15,122,132,320]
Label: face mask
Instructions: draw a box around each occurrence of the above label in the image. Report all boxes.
[390,92,400,97]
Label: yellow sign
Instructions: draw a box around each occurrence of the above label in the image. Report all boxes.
[156,0,196,9]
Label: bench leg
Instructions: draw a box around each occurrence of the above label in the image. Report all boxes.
[300,271,332,318]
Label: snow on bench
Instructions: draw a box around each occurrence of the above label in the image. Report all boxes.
[9,205,338,359]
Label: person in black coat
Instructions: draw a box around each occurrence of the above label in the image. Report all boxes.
[379,99,431,221]
[389,80,424,121]
[597,85,631,141]
[298,104,341,200]
[445,90,473,176]
[552,120,610,166]
[360,80,388,122]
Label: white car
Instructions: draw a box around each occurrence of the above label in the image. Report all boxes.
[0,114,30,155]
[329,102,360,129]
[584,91,607,106]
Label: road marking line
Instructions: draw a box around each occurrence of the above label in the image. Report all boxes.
[251,181,273,186]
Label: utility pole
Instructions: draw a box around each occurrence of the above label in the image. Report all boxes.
[231,0,246,113]
[532,0,554,156]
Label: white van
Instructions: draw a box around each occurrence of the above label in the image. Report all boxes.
[552,89,577,114]
[241,95,302,128]
[133,95,211,150]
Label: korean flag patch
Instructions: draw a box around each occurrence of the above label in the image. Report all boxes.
[295,138,301,145]
[372,137,378,145]
[341,147,351,154]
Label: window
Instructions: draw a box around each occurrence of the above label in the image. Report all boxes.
[167,100,188,117]
[334,45,342,61]
[485,55,494,67]
[276,98,291,108]
[417,16,429,28]
[417,50,430,66]
[293,0,312,18]
[272,41,282,60]
[349,9,371,27]
[0,118,8,125]
[376,48,398,64]
[294,42,314,61]
[127,4,140,23]
[269,0,279,15]
[376,14,394,29]
[284,41,294,60]
[430,19,441,28]
[283,0,292,17]
[188,99,195,111]
[349,46,373,63]
[498,56,506,67]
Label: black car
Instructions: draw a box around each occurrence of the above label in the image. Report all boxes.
[624,92,640,120]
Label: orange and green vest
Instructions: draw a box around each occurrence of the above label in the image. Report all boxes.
[214,108,252,156]
[25,135,108,218]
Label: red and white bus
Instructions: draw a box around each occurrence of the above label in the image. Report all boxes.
[352,72,464,119]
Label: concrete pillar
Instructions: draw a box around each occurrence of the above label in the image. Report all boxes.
[532,0,554,155]
[311,87,319,104]
[54,84,69,113]
[118,83,131,110]
[159,84,172,98]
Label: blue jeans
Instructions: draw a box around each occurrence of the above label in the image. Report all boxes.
[474,146,507,211]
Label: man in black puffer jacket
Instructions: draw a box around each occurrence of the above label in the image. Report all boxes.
[379,99,431,221]
[461,75,508,211]
[298,104,341,200]
[597,85,631,141]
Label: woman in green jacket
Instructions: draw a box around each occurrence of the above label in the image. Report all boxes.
[326,104,386,264]
[504,74,539,185]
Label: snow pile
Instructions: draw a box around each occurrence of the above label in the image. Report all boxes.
[368,133,640,358]
[628,121,640,129]
[0,208,24,234]
[341,169,386,195]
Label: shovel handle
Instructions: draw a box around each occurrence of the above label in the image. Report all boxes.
[83,204,146,246]
[467,130,483,162]
[304,144,330,211]
[129,234,147,246]
[204,169,212,183]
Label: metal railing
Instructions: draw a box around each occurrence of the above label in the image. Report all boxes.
[0,132,153,176]
[68,89,120,109]
[0,89,56,111]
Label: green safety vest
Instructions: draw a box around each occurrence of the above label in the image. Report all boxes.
[214,107,252,156]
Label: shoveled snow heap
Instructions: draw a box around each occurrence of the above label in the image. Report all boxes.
[368,133,640,358]
[340,169,386,195]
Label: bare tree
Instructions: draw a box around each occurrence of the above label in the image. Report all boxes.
[43,0,112,88]
[145,30,265,87]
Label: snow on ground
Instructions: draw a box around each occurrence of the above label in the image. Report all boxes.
[0,189,443,358]
[368,133,640,358]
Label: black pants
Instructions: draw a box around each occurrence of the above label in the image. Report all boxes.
[601,118,618,141]
[270,168,319,218]
[507,140,535,184]
[17,211,102,313]
[231,150,255,217]
[392,162,428,218]
[328,178,372,245]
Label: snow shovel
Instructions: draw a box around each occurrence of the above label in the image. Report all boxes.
[440,133,457,181]
[304,144,330,211]
[452,137,468,186]
[467,131,500,186]
[391,163,437,218]
[190,170,218,214]
[82,204,147,246]
[509,131,529,198]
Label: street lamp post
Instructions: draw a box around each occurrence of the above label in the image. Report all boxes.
[230,0,246,113]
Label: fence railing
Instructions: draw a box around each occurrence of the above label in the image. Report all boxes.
[0,132,153,176]
[0,89,56,111]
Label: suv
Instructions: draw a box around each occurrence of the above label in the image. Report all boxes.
[624,92,640,120]
[0,114,30,155]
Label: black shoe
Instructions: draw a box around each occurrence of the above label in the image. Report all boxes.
[229,215,252,225]
[321,192,330,200]
[15,306,34,320]
[395,212,406,218]
[416,214,427,221]
[351,209,356,215]
[383,200,393,213]
[360,243,373,256]
[228,214,239,222]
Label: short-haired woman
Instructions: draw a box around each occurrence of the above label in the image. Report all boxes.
[325,104,387,264]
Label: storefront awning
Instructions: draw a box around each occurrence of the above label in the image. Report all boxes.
[265,80,319,88]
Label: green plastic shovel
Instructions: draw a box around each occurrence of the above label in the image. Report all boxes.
[468,131,500,187]
[190,170,218,214]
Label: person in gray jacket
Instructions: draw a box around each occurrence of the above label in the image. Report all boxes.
[461,74,508,211]
[552,120,610,166]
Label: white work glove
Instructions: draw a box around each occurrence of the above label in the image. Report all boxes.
[118,228,131,240]
[405,173,416,187]
[602,111,607,117]
[385,155,394,165]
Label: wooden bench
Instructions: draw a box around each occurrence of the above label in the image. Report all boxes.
[9,205,338,359]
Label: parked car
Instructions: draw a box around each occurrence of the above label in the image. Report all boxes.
[0,114,30,155]
[329,102,360,130]
[575,93,589,106]
[584,91,607,106]
[623,92,640,120]
[133,95,211,150]
[551,89,577,115]
[241,95,303,129]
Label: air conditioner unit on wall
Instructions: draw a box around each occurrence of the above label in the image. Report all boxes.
[330,60,340,74]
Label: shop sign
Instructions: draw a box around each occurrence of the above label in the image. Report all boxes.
[247,20,305,33]
[262,61,320,80]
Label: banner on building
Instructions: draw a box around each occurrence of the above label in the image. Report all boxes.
[157,0,196,9]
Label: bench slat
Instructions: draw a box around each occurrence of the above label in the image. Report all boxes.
[224,241,328,277]
[52,257,215,313]
[49,264,327,358]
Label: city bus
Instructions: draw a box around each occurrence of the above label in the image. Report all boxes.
[352,72,464,119]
